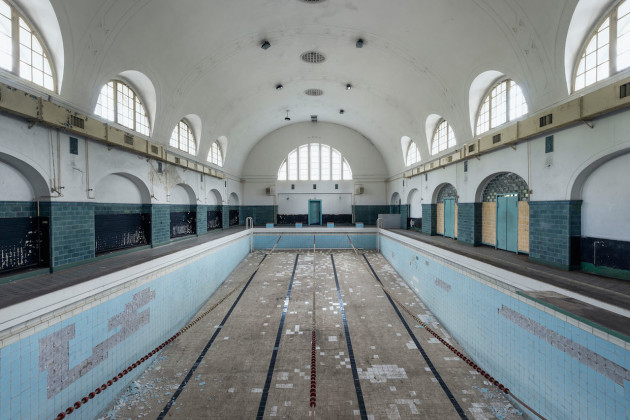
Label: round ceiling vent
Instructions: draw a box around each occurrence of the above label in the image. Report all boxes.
[304,88,324,96]
[301,51,326,64]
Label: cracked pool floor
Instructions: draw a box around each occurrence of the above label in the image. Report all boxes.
[100,250,521,419]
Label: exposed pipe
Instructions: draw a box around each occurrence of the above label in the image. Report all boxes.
[86,139,95,199]
[49,129,57,192]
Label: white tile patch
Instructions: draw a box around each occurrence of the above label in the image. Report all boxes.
[357,365,408,383]
[328,336,338,342]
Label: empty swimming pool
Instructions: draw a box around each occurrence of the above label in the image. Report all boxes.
[102,248,519,419]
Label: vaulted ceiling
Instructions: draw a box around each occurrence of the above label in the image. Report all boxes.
[39,0,606,176]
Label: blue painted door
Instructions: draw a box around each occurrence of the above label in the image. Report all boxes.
[444,198,455,238]
[496,194,518,252]
[308,200,322,225]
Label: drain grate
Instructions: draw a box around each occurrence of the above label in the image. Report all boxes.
[301,51,326,63]
[304,88,324,96]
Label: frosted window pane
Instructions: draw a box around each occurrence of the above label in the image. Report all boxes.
[288,150,298,181]
[476,97,490,135]
[321,145,330,180]
[310,143,320,180]
[278,161,287,181]
[299,145,308,180]
[343,159,352,180]
[170,126,179,148]
[509,82,528,120]
[332,150,341,181]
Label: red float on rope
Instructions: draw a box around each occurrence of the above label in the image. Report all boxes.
[55,412,65,420]
[65,407,73,415]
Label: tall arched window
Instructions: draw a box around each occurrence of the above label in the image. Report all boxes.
[170,120,196,155]
[406,141,421,166]
[0,0,55,91]
[208,141,223,167]
[431,120,456,155]
[277,143,352,181]
[475,80,528,136]
[574,0,630,91]
[95,80,150,136]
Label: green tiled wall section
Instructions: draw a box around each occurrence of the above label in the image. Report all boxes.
[421,204,437,235]
[457,202,482,246]
[46,202,95,269]
[529,200,582,270]
[150,204,171,246]
[239,205,276,225]
[0,201,37,218]
[353,205,391,225]
[196,204,208,235]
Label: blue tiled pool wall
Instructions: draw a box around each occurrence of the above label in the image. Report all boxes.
[0,235,250,420]
[380,236,629,420]
[253,233,377,250]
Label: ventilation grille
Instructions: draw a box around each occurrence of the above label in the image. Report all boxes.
[468,144,476,153]
[446,156,453,163]
[539,113,553,127]
[311,115,318,123]
[620,82,630,99]
[301,51,326,63]
[304,88,324,96]
[492,134,501,144]
[150,145,159,154]
[174,157,181,164]
[124,134,134,146]
[70,115,85,129]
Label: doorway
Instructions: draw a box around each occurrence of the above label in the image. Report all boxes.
[308,200,322,225]
[443,197,456,238]
[496,193,518,252]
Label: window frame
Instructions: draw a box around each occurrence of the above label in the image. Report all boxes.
[0,0,56,91]
[208,140,224,167]
[405,141,421,166]
[572,0,630,92]
[170,119,197,156]
[430,119,456,155]
[95,79,151,136]
[277,143,352,181]
[475,79,528,136]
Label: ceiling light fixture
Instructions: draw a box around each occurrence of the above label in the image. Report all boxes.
[261,40,271,50]
[276,84,283,90]
[285,111,291,121]
[346,83,352,90]
[356,38,364,48]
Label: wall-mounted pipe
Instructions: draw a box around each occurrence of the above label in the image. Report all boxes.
[86,138,95,199]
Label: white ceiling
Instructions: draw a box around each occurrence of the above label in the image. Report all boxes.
[39,0,607,176]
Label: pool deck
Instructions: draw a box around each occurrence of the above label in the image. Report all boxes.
[0,226,628,338]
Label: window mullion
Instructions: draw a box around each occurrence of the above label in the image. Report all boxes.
[113,82,118,125]
[11,9,18,75]
[611,8,618,73]
[506,83,511,121]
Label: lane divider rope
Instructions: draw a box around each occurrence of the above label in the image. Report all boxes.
[345,235,546,420]
[54,235,283,420]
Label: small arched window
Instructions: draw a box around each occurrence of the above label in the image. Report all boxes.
[475,79,528,136]
[0,0,55,91]
[170,120,196,155]
[95,80,150,136]
[431,120,456,155]
[208,141,223,167]
[406,141,421,166]
[574,0,630,91]
[277,143,352,181]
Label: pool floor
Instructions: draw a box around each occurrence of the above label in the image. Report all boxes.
[102,250,521,419]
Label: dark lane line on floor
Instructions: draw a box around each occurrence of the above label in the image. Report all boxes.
[331,254,368,420]
[256,253,300,419]
[362,253,469,420]
[157,254,268,419]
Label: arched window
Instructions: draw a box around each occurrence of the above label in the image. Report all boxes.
[208,141,223,167]
[406,141,421,166]
[574,0,630,91]
[431,120,456,155]
[0,0,55,91]
[475,79,528,136]
[95,80,150,136]
[277,143,352,181]
[170,120,196,155]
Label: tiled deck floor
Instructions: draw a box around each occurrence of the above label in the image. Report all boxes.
[102,250,521,419]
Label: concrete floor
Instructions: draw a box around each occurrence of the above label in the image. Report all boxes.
[101,250,521,419]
